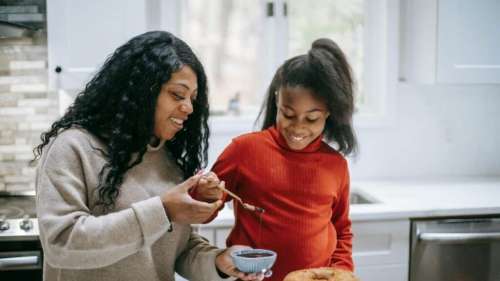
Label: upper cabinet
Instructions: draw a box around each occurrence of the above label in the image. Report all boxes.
[400,0,500,84]
[437,0,500,84]
[47,0,147,91]
[46,0,181,114]
[46,0,181,92]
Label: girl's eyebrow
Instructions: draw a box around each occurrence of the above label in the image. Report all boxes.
[306,109,324,113]
[283,105,325,113]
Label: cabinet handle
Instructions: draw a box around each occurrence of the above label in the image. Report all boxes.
[419,232,500,244]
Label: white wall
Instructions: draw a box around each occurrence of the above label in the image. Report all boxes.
[207,83,500,180]
[349,83,500,179]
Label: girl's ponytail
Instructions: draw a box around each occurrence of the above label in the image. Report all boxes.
[310,38,354,98]
[308,38,357,155]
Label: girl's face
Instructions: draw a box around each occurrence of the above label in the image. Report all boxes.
[154,65,198,141]
[275,86,330,150]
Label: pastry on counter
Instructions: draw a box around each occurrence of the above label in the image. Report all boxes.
[284,267,359,281]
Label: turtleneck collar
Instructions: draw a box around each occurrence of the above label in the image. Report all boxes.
[147,139,166,152]
[268,125,323,153]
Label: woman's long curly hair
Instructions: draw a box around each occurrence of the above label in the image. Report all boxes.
[33,31,210,208]
[257,38,357,156]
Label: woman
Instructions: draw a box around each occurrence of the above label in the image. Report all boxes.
[34,31,259,281]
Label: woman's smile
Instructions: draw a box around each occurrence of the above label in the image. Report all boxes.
[169,117,185,129]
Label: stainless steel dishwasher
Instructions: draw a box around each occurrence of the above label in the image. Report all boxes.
[410,216,500,281]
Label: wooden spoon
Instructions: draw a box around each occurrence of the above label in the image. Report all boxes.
[217,183,265,213]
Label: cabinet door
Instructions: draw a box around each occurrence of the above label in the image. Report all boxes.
[355,264,408,281]
[352,220,409,281]
[47,0,148,92]
[437,0,500,83]
[195,225,232,249]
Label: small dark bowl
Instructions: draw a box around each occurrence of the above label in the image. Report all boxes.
[230,249,277,273]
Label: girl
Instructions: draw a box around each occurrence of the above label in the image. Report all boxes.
[207,38,358,281]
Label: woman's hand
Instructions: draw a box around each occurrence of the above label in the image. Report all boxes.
[160,174,223,224]
[192,171,224,203]
[215,245,265,281]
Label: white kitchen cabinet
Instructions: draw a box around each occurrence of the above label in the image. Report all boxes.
[400,0,500,84]
[195,225,232,249]
[47,0,148,91]
[436,0,500,84]
[352,219,410,281]
[46,0,181,113]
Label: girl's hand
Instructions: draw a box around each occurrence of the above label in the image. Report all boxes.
[192,171,224,203]
[160,174,223,224]
[215,245,265,281]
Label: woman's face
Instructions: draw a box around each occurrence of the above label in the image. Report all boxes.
[154,65,198,141]
[275,86,330,150]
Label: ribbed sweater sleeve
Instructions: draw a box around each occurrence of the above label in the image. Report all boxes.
[329,163,354,271]
[199,140,240,223]
[212,139,240,196]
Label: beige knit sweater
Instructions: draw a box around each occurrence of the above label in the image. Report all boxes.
[36,128,226,281]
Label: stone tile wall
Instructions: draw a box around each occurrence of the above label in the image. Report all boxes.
[0,0,57,192]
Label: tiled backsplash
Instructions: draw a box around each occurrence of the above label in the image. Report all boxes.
[0,0,57,192]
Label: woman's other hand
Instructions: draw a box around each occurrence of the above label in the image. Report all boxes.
[215,245,265,281]
[160,174,223,224]
[192,171,224,202]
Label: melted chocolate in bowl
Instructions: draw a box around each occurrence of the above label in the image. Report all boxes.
[237,252,274,258]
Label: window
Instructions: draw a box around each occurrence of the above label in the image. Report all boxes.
[179,0,398,129]
[180,0,270,117]
[287,0,364,105]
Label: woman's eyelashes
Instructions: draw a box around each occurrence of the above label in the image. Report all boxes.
[171,91,185,101]
[170,91,197,104]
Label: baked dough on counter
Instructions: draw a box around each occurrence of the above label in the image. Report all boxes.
[283,267,359,281]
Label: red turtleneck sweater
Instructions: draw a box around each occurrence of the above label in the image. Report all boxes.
[210,126,353,281]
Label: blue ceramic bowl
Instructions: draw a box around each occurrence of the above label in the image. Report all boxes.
[230,249,277,273]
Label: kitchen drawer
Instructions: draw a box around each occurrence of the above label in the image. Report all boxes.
[355,264,407,281]
[352,219,410,266]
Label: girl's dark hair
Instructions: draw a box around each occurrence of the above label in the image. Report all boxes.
[33,31,209,208]
[257,38,357,155]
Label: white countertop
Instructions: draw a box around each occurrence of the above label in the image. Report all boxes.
[349,177,500,221]
[206,177,500,227]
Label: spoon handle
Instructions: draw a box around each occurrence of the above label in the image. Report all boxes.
[217,185,244,204]
[217,185,262,212]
